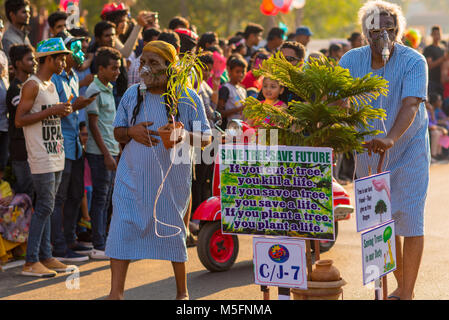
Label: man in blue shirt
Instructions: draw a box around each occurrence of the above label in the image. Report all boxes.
[51,32,97,262]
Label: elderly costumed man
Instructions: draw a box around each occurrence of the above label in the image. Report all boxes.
[339,1,429,300]
[105,41,212,300]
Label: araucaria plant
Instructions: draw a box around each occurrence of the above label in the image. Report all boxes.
[243,53,389,155]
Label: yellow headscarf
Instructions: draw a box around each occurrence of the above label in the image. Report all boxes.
[143,40,179,64]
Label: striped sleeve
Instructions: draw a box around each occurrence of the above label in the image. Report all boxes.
[401,54,428,101]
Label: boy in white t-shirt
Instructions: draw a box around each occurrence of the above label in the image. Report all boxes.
[15,38,76,278]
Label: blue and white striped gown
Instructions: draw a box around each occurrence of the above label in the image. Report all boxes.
[105,84,211,262]
[339,44,430,237]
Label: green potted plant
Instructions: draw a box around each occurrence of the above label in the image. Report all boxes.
[243,53,388,155]
[242,53,389,300]
[157,52,205,149]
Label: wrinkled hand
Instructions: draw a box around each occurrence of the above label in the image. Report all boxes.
[363,137,394,155]
[128,121,160,147]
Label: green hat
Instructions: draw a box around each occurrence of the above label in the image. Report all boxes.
[36,37,71,58]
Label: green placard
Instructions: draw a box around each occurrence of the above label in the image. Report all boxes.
[220,145,334,240]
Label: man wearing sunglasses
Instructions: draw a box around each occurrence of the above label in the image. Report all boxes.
[339,0,429,300]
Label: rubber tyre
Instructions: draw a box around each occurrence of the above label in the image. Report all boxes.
[197,221,239,272]
[311,221,339,253]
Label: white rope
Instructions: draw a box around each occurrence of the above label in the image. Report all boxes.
[140,79,183,238]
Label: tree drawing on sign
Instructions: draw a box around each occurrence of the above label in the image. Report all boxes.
[375,200,387,215]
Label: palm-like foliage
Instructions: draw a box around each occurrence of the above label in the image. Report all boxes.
[243,53,389,155]
[163,52,205,119]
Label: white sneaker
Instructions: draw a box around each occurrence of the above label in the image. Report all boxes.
[89,249,110,260]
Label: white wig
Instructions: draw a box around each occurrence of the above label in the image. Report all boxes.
[359,0,407,43]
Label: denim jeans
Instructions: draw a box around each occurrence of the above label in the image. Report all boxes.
[86,153,116,251]
[51,157,85,254]
[11,160,35,200]
[26,171,63,263]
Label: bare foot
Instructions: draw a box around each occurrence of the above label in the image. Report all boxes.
[176,293,189,300]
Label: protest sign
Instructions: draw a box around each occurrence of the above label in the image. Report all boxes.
[253,237,307,289]
[361,220,396,285]
[354,172,391,232]
[219,145,334,240]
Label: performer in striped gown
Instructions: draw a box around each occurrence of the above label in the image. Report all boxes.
[339,1,430,300]
[105,41,212,300]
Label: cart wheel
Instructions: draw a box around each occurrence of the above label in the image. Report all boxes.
[311,221,339,253]
[197,221,239,272]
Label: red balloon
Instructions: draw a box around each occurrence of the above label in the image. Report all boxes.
[260,0,279,15]
[279,0,293,13]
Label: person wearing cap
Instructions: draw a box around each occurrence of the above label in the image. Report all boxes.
[105,41,211,300]
[295,26,313,48]
[15,37,76,278]
[50,33,98,263]
[174,28,198,55]
[100,3,156,60]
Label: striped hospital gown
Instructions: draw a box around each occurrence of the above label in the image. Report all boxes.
[339,44,430,237]
[105,84,211,262]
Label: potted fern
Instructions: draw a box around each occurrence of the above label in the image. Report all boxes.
[157,52,205,149]
[242,53,389,300]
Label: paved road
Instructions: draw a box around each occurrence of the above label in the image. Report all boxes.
[1,162,449,300]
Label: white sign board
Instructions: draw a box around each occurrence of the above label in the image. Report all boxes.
[253,237,307,289]
[354,172,391,232]
[361,220,396,285]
